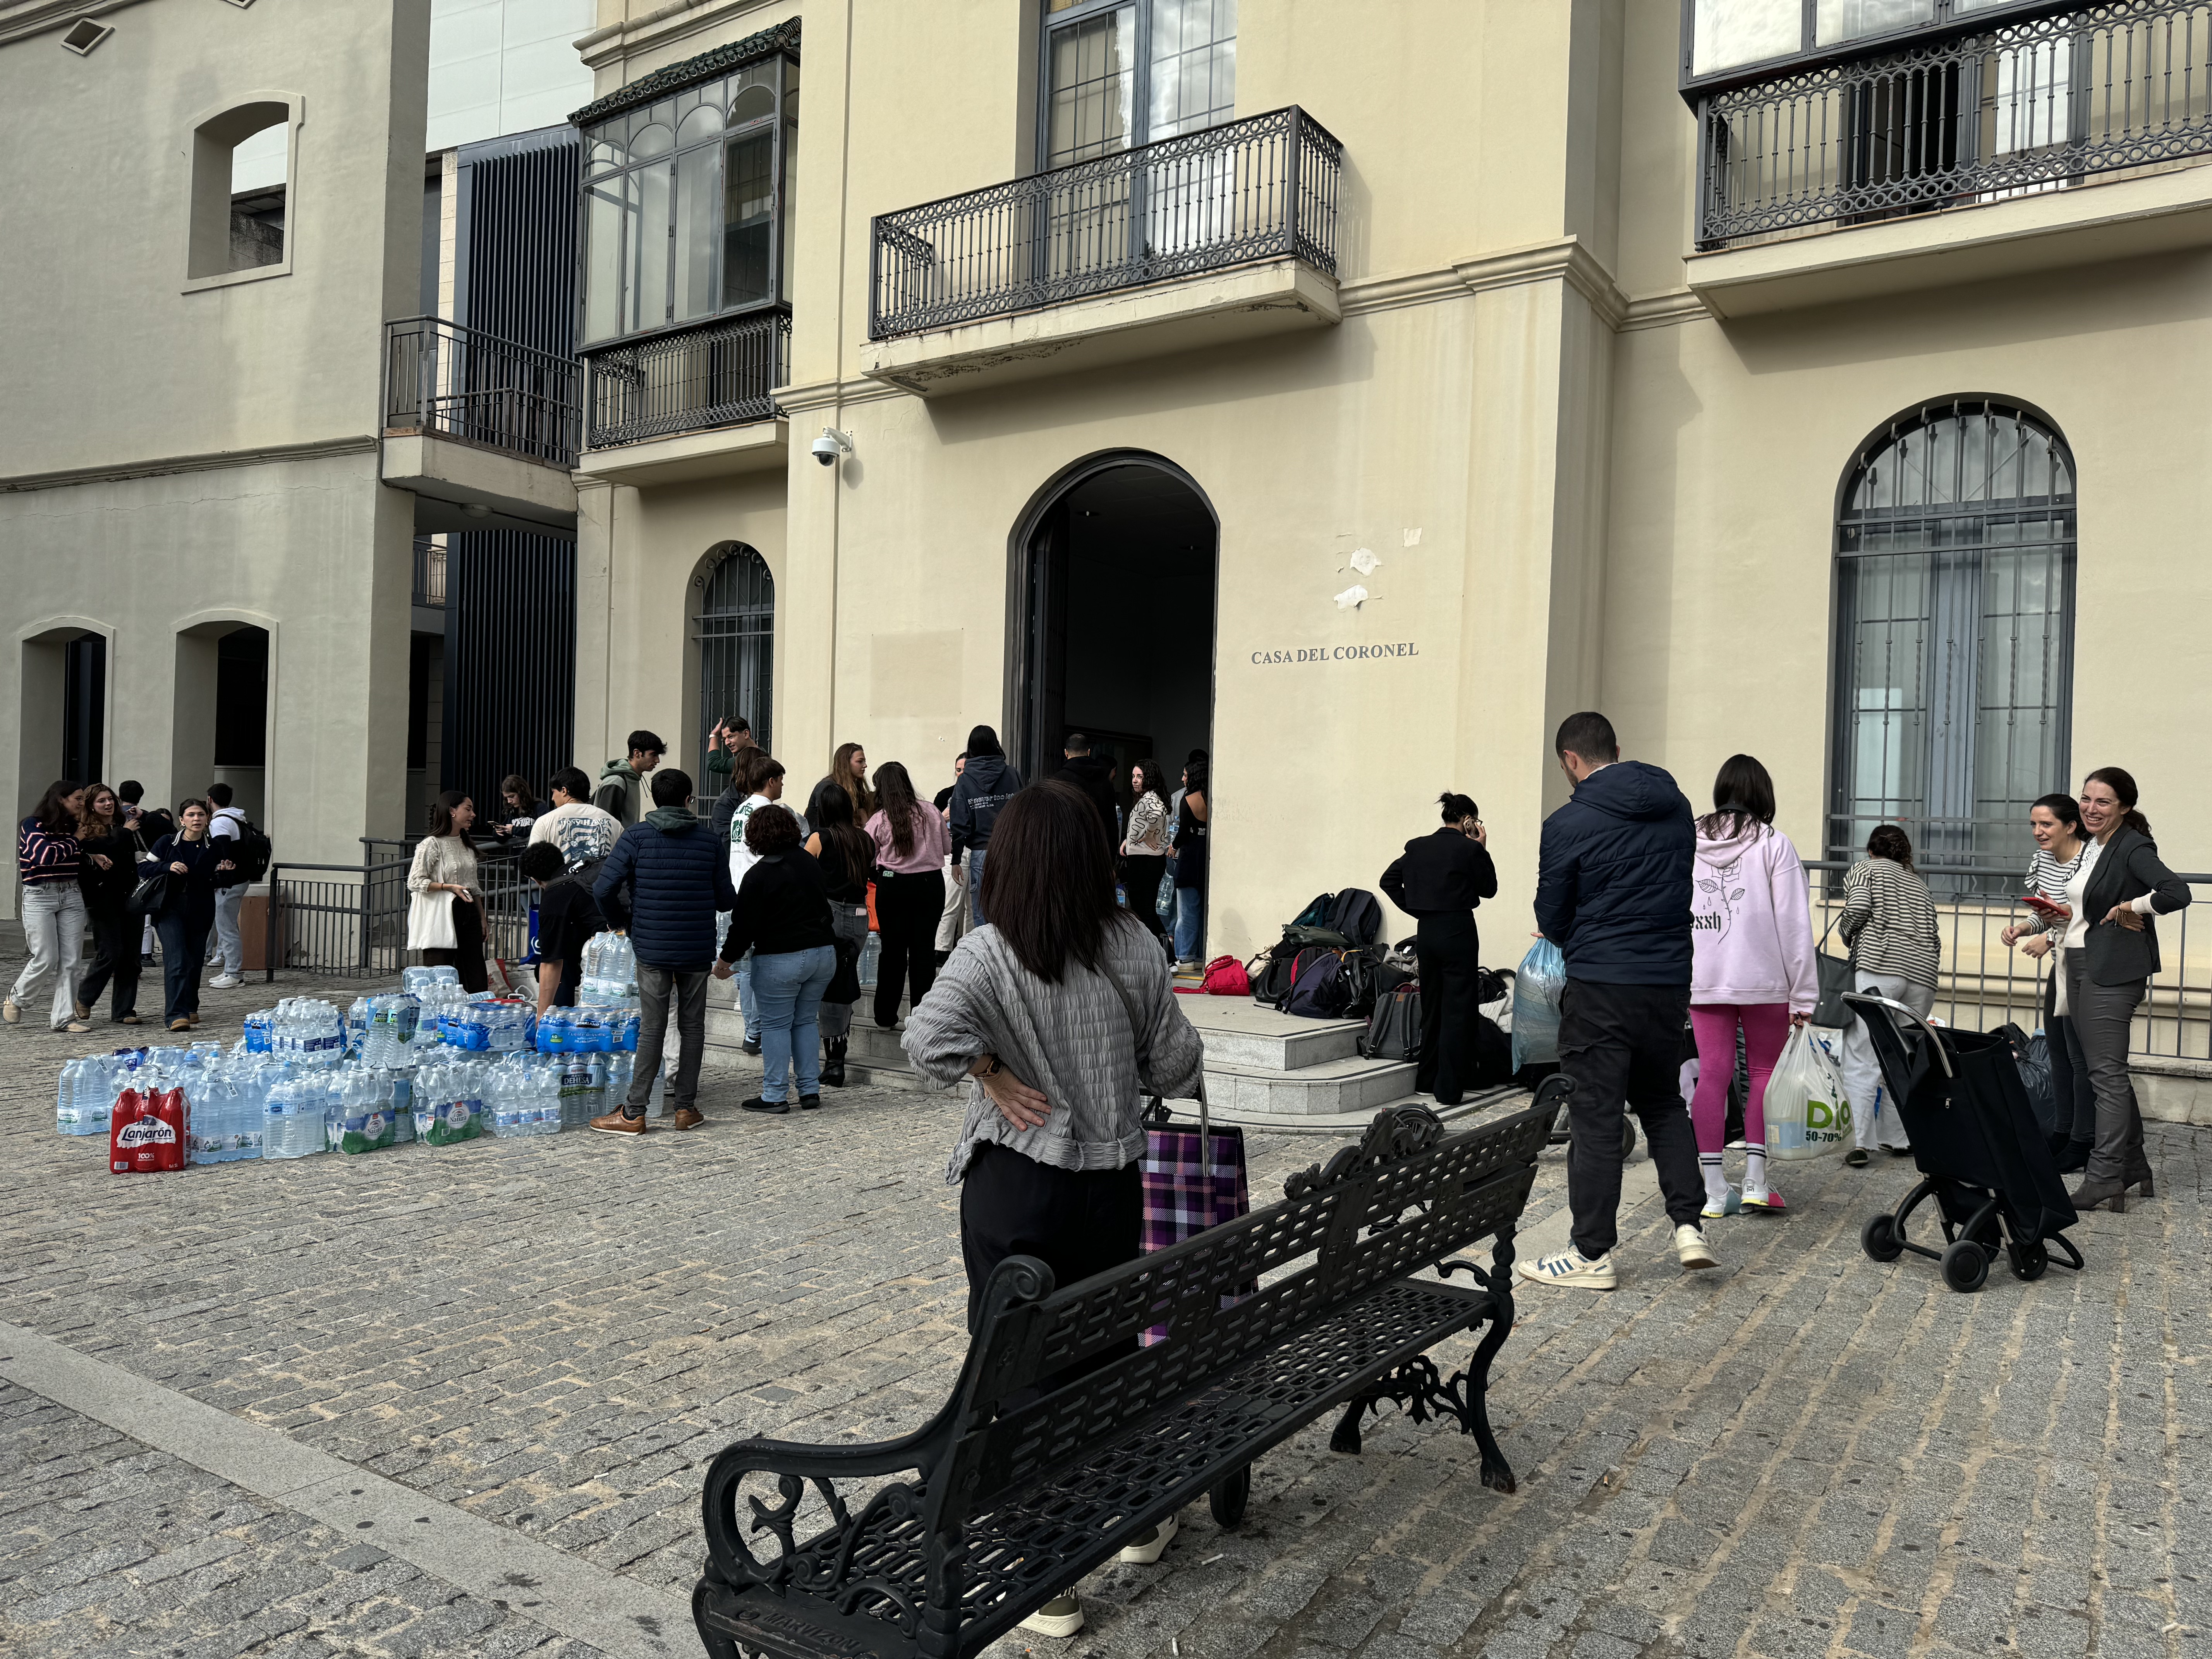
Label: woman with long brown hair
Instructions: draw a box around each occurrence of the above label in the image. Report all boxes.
[5,779,90,1032]
[804,776,874,1085]
[866,759,948,1028]
[831,741,876,821]
[76,783,145,1025]
[407,791,488,992]
[1837,822,1940,1165]
[2061,767,2191,1211]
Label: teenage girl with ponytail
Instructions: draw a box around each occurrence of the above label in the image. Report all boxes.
[2061,767,2191,1212]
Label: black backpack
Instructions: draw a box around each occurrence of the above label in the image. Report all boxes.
[1325,888,1383,949]
[225,814,273,881]
[1360,980,1422,1061]
[1290,892,1334,929]
[1281,948,1376,1020]
[1249,945,1300,1005]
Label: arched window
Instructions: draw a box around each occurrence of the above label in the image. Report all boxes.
[694,544,774,778]
[1832,398,2075,872]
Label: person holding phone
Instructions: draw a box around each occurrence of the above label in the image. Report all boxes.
[2001,793,2092,1168]
[1379,792,1497,1106]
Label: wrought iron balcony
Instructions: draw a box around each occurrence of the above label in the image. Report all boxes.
[1695,0,2212,249]
[868,105,1343,340]
[382,317,580,467]
[580,308,791,450]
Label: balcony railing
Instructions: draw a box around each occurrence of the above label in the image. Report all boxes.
[411,536,445,608]
[580,308,790,450]
[869,105,1343,340]
[383,317,580,467]
[1696,0,2212,249]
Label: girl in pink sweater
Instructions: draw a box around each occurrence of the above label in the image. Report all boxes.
[1689,756,1818,1217]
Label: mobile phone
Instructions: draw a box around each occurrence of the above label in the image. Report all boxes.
[2020,894,2068,918]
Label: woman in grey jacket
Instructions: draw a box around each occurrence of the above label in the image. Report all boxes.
[2064,767,2192,1211]
[902,778,1204,1637]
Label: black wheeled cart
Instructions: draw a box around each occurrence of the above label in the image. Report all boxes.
[1844,993,2085,1293]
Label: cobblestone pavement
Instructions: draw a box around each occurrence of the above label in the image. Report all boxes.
[3,977,2207,1658]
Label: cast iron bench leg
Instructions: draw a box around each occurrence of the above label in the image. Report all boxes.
[1209,1463,1251,1526]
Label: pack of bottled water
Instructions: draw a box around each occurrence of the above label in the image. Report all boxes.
[269,998,347,1065]
[577,933,638,1006]
[57,1051,141,1135]
[403,965,462,995]
[534,1005,639,1054]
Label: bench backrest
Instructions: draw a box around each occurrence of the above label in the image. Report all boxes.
[931,1098,1556,1529]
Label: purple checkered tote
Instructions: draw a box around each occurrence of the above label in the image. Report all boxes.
[1139,1097,1250,1346]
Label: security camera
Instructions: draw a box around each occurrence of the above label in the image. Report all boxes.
[811,428,853,467]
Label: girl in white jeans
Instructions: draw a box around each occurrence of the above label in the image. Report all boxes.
[8,781,92,1033]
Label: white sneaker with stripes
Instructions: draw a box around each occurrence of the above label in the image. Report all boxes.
[1514,1245,1617,1291]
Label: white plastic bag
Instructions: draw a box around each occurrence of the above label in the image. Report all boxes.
[1764,1024,1852,1160]
[1510,940,1566,1072]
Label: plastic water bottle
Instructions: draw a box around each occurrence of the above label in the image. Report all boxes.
[859,933,882,988]
[263,1076,312,1159]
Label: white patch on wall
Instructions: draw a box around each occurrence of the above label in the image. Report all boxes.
[872,631,964,718]
[1347,548,1379,575]
[1403,527,1422,547]
[1333,585,1367,611]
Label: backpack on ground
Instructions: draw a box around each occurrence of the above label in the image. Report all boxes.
[1201,955,1250,996]
[1470,1013,1515,1087]
[1279,923,1351,950]
[1249,946,1300,1006]
[1324,888,1383,949]
[226,816,273,881]
[1359,980,1421,1061]
[1290,892,1334,929]
[1281,947,1374,1020]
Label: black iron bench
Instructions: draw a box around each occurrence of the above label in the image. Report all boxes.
[693,1081,1569,1659]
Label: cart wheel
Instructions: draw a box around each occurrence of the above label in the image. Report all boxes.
[1861,1214,1903,1263]
[2008,1240,2048,1282]
[1621,1115,1638,1161]
[1941,1240,1989,1293]
[1208,1464,1251,1528]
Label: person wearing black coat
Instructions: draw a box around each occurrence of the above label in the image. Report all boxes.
[1380,793,1498,1107]
[1051,736,1120,852]
[592,769,738,1134]
[145,800,247,1030]
[719,805,838,1115]
[75,783,146,1024]
[2064,767,2193,1211]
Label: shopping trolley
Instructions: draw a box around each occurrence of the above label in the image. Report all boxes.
[1844,993,2085,1293]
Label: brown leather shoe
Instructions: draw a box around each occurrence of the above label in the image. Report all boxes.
[672,1108,704,1131]
[589,1109,651,1137]
[169,1018,191,1033]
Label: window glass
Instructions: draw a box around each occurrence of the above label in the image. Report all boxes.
[633,159,673,330]
[779,109,799,303]
[731,81,776,128]
[584,173,628,343]
[675,146,719,321]
[1816,0,1936,46]
[632,119,673,160]
[1149,0,1235,139]
[1047,6,1135,167]
[723,127,776,308]
[1692,0,1804,75]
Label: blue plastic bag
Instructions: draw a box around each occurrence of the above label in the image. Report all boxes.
[1510,938,1566,1072]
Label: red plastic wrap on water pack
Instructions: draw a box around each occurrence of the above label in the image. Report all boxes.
[110,1087,188,1173]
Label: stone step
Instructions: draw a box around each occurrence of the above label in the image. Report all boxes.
[1200,1053,1419,1117]
[1172,996,1367,1070]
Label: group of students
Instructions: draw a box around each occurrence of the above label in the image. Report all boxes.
[1376,712,2188,1293]
[9,778,256,1035]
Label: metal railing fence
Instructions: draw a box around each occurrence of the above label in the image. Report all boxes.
[383,316,582,467]
[1805,859,2212,1062]
[869,105,1344,340]
[580,307,790,450]
[264,850,535,984]
[412,538,447,608]
[1696,0,2212,247]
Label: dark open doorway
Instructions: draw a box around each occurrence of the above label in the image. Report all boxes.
[1015,458,1218,816]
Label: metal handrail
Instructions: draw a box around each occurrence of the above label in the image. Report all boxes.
[1804,857,2212,1063]
[868,105,1343,339]
[579,307,791,450]
[1695,0,2212,248]
[383,316,582,467]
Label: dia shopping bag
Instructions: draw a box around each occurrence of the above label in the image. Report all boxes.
[1764,1024,1853,1160]
[1139,1094,1252,1346]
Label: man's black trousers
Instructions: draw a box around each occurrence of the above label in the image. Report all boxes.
[1557,978,1704,1260]
[1413,913,1482,1106]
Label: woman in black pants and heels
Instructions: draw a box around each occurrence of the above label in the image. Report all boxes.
[2064,767,2191,1212]
[1380,792,1498,1107]
[866,761,948,1028]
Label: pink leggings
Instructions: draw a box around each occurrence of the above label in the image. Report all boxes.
[1689,1003,1791,1155]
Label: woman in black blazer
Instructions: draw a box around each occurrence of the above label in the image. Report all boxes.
[1380,792,1498,1107]
[145,798,246,1031]
[2064,767,2192,1211]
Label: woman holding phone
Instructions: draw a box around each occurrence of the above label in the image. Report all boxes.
[1379,792,1498,1108]
[1999,793,2092,1169]
[2058,768,2191,1211]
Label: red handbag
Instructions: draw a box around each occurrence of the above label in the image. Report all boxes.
[1200,954,1249,996]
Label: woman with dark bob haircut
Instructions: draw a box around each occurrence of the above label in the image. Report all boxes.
[900,780,1206,1635]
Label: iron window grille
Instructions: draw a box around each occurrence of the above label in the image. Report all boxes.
[868,104,1341,339]
[1830,399,2075,886]
[695,544,775,776]
[1693,0,2212,247]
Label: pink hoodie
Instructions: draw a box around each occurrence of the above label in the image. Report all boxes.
[1690,821,1819,1013]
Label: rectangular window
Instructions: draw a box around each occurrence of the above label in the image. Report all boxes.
[1040,0,1235,168]
[576,52,796,347]
[1685,0,2053,85]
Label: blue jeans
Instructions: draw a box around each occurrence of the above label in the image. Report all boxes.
[966,848,989,927]
[735,948,757,1041]
[1173,886,1205,962]
[751,945,836,1101]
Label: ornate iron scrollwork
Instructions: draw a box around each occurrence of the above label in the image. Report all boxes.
[1283,1104,1446,1199]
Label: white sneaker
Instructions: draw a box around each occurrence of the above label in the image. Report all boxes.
[1674,1223,1719,1270]
[1020,1591,1084,1638]
[207,974,242,989]
[1515,1246,1617,1291]
[1118,1510,1177,1564]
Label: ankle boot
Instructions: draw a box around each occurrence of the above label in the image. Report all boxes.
[2123,1155,2155,1199]
[2067,1174,2128,1214]
[2054,1137,2094,1174]
[820,1038,848,1087]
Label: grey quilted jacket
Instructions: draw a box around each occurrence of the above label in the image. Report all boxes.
[903,916,1206,1184]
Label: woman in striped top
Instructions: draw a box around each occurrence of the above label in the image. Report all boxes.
[5,780,92,1033]
[1837,824,1941,1164]
[2000,793,2092,1168]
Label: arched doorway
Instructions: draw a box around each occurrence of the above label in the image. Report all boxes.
[693,543,775,781]
[1012,454,1217,919]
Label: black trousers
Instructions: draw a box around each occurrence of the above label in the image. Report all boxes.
[154,913,210,1023]
[1558,979,1705,1260]
[1121,854,1168,941]
[79,907,143,1019]
[1413,912,1482,1106]
[873,869,944,1027]
[960,1144,1142,1394]
[2044,972,2094,1144]
[422,897,489,993]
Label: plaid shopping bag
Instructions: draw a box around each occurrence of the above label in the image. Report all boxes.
[1139,1096,1251,1345]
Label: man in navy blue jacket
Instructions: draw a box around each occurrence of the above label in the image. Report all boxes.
[592,768,736,1135]
[1520,712,1716,1291]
